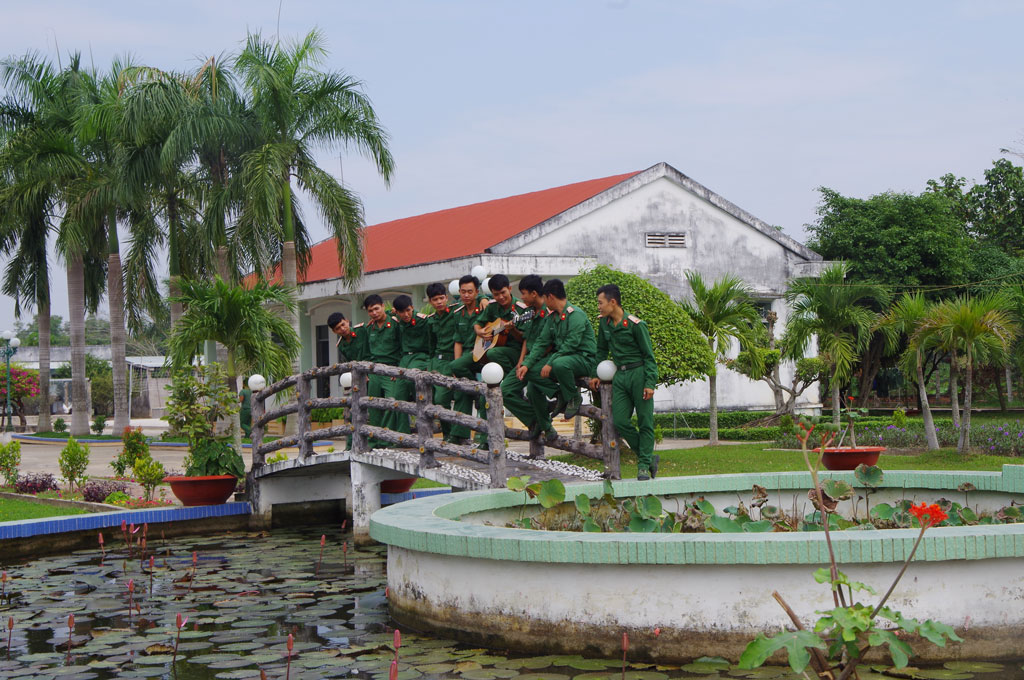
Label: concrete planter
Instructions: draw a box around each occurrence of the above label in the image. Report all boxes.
[371,466,1024,663]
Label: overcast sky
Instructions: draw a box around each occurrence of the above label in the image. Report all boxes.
[2,0,1023,328]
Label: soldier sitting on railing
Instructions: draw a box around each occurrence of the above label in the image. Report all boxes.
[448,275,491,446]
[393,294,431,435]
[502,275,556,441]
[523,278,596,438]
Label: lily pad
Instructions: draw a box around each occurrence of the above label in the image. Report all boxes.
[943,661,1004,673]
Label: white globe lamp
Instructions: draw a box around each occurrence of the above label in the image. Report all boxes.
[481,277,492,296]
[248,374,267,391]
[481,362,504,386]
[596,360,617,382]
[471,265,487,282]
[340,372,353,388]
[0,330,10,341]
[9,337,19,349]
[448,279,460,296]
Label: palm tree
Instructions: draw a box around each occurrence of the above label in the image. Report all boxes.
[235,29,395,379]
[681,272,761,445]
[876,293,939,450]
[167,276,300,455]
[0,53,60,432]
[916,294,1018,454]
[785,263,889,426]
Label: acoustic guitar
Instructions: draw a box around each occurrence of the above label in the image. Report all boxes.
[472,318,518,362]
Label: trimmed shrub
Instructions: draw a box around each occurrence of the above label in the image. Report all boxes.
[0,440,21,486]
[58,438,90,491]
[652,411,771,430]
[53,417,68,433]
[132,455,166,501]
[15,472,59,494]
[665,426,781,442]
[81,479,129,503]
[111,427,150,477]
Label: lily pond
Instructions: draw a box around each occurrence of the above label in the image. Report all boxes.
[0,525,1022,680]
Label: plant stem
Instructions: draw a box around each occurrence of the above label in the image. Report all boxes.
[771,591,831,677]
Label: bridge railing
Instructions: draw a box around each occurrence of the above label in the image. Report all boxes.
[249,360,621,488]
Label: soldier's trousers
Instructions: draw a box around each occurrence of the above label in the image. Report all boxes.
[450,346,521,440]
[394,353,431,435]
[612,365,655,471]
[525,354,592,432]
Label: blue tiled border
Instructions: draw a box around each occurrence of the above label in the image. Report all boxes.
[381,487,451,505]
[0,502,251,540]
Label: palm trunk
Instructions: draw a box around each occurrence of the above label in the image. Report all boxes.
[917,348,939,450]
[831,377,841,427]
[167,193,183,330]
[995,366,1007,412]
[215,245,230,369]
[709,370,719,446]
[107,211,129,433]
[68,254,89,437]
[957,351,973,454]
[281,177,300,436]
[37,300,52,432]
[227,349,242,458]
[950,356,960,429]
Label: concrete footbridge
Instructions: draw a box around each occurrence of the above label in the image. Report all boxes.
[246,361,620,541]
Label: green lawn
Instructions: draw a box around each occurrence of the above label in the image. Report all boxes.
[0,497,90,522]
[553,443,1023,479]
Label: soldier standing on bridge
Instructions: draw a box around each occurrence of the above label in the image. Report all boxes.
[523,278,596,437]
[448,275,490,445]
[502,275,555,440]
[589,284,659,480]
[392,295,431,435]
[363,294,402,447]
[424,282,459,441]
[328,312,366,362]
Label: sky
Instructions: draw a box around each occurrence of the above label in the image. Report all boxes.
[2,0,1023,327]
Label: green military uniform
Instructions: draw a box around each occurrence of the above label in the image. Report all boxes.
[337,324,369,450]
[468,296,526,372]
[500,304,551,432]
[448,298,488,441]
[597,313,659,475]
[239,387,252,437]
[365,315,402,445]
[426,304,459,438]
[524,302,596,433]
[394,312,432,434]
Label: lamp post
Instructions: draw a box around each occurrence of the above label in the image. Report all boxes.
[1,331,21,433]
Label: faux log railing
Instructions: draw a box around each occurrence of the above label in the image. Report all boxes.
[249,360,621,489]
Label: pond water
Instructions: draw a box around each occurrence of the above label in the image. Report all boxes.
[0,525,1021,680]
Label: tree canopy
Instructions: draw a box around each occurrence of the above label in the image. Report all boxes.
[565,265,714,386]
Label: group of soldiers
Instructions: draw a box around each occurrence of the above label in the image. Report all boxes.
[326,274,660,480]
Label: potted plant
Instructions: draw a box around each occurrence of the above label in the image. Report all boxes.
[162,365,246,506]
[815,396,884,470]
[165,437,244,506]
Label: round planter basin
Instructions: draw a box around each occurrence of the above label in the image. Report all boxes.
[380,477,416,494]
[814,446,885,470]
[164,475,238,506]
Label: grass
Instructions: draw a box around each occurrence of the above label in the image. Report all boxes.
[0,497,89,522]
[552,442,1023,479]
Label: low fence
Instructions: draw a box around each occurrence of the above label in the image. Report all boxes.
[249,360,621,487]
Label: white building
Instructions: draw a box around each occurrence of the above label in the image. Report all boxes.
[292,162,824,412]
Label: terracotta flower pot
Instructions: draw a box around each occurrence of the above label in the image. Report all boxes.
[814,446,885,471]
[380,478,417,494]
[164,475,238,506]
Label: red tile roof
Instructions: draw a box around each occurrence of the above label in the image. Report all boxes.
[298,170,639,284]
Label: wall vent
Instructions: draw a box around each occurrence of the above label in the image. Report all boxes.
[645,232,686,248]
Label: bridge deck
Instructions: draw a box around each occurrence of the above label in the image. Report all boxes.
[254,445,603,490]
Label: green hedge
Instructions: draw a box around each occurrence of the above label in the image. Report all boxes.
[653,411,772,429]
[661,426,781,442]
[310,407,345,423]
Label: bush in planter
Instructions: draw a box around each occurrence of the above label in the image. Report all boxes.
[183,438,245,478]
[81,479,129,503]
[0,440,21,487]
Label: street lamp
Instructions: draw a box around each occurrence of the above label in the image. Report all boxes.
[1,331,20,433]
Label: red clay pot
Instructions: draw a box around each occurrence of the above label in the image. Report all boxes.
[164,475,238,506]
[380,478,417,494]
[814,446,885,471]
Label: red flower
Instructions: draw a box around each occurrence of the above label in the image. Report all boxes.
[909,503,948,527]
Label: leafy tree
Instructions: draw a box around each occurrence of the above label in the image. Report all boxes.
[565,265,715,386]
[807,188,972,289]
[964,159,1024,254]
[785,263,889,426]
[0,364,40,430]
[235,29,395,379]
[915,294,1018,454]
[14,315,70,346]
[167,276,300,455]
[680,272,761,445]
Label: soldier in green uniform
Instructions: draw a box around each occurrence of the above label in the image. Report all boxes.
[523,278,596,437]
[501,275,555,439]
[448,275,490,444]
[424,282,458,440]
[466,274,526,373]
[362,294,402,446]
[392,294,431,435]
[329,312,366,362]
[589,284,659,480]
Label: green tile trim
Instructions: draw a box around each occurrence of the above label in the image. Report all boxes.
[369,467,1024,566]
